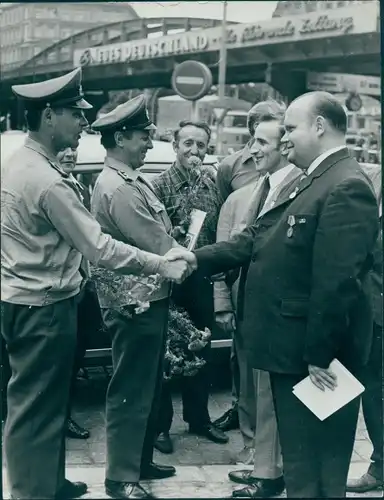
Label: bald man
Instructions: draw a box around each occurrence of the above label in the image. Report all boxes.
[167,91,379,498]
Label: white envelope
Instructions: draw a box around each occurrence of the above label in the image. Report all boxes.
[293,359,365,421]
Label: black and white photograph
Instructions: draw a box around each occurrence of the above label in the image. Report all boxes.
[0,1,382,498]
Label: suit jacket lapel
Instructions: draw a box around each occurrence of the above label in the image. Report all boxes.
[257,166,301,219]
[262,148,351,215]
[243,177,266,226]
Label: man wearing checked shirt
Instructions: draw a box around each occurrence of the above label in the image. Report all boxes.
[151,120,228,451]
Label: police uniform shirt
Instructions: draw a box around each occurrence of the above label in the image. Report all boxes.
[1,137,163,306]
[91,155,176,307]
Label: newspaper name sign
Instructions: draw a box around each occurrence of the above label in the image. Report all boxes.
[74,3,377,67]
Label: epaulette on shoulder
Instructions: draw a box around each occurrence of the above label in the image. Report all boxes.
[48,160,69,178]
[117,170,134,183]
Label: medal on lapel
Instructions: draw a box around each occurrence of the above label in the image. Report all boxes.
[289,187,299,199]
[287,215,296,238]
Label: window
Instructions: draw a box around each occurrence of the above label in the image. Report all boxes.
[357,116,366,129]
[61,28,72,38]
[75,12,87,22]
[24,23,31,42]
[60,11,71,21]
[232,115,248,128]
[16,27,22,43]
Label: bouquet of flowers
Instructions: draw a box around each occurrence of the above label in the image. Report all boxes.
[91,267,212,380]
[171,155,213,246]
[91,266,161,317]
[164,305,211,380]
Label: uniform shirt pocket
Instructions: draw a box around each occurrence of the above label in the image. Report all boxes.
[150,200,172,234]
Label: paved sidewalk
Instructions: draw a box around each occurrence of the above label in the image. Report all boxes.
[2,368,383,498]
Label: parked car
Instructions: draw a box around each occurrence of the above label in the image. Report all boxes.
[1,131,231,369]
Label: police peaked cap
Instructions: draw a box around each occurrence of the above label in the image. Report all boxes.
[12,67,92,110]
[91,94,156,133]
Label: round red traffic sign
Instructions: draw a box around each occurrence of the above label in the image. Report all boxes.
[171,60,213,101]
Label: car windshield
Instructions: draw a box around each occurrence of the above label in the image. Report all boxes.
[1,131,218,166]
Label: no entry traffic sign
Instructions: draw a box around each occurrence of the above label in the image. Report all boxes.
[172,60,213,101]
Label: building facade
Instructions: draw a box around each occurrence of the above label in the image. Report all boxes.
[0,2,139,72]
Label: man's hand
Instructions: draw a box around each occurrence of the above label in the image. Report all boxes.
[211,272,226,282]
[215,312,236,333]
[157,258,192,284]
[308,364,337,391]
[164,247,198,271]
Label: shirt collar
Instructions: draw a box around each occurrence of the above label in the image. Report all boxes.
[24,136,60,165]
[306,146,345,176]
[69,173,83,189]
[267,164,296,191]
[241,141,255,163]
[171,161,189,184]
[172,161,206,186]
[105,155,139,181]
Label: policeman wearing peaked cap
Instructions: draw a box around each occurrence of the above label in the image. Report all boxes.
[2,71,186,500]
[92,94,157,133]
[12,67,93,110]
[90,95,177,498]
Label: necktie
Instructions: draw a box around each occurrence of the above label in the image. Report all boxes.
[256,175,271,217]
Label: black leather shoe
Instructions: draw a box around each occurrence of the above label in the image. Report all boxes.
[213,407,239,431]
[189,423,229,443]
[66,418,90,440]
[105,479,154,499]
[347,473,383,493]
[140,462,176,480]
[56,479,88,499]
[154,432,174,454]
[232,477,285,498]
[228,470,259,485]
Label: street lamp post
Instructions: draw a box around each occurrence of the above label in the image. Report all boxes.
[216,0,228,157]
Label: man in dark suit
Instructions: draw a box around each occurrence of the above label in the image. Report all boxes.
[165,91,379,498]
[347,166,383,494]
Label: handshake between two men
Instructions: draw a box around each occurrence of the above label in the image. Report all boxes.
[157,247,338,392]
[159,247,198,284]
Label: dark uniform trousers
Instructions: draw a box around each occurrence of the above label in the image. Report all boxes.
[361,322,383,480]
[67,281,105,419]
[103,298,169,483]
[157,271,213,433]
[270,372,360,498]
[1,297,77,500]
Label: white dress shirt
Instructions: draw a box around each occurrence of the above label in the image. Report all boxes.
[306,145,345,176]
[263,163,296,210]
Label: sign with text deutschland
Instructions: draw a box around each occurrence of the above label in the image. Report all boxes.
[73,3,378,68]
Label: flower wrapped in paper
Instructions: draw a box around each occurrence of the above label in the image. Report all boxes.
[91,265,162,317]
[171,157,210,248]
[164,307,211,380]
[91,266,211,380]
